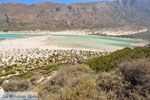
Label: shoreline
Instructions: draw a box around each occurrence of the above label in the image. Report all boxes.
[0,32,148,52]
[0,30,90,36]
[0,28,148,36]
[0,35,111,52]
[0,31,148,69]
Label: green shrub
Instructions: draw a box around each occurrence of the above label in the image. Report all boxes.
[85,47,150,72]
[3,29,9,32]
[0,79,4,85]
[43,64,61,72]
[41,64,62,76]
[16,73,33,79]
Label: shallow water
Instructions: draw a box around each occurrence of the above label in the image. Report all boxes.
[0,34,35,40]
[0,34,142,51]
[45,35,140,50]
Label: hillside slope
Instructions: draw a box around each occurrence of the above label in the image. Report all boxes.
[0,0,150,31]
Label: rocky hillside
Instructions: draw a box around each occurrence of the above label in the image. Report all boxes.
[0,0,150,31]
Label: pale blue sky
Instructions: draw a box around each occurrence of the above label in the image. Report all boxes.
[0,0,114,4]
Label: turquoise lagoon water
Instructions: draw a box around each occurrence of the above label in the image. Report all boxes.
[0,34,140,50]
[46,35,140,50]
[0,34,35,40]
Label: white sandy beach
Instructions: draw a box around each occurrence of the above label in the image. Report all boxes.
[0,30,88,51]
[0,30,90,35]
[0,36,60,51]
[0,30,147,52]
[92,28,148,36]
[0,35,107,52]
[0,31,147,68]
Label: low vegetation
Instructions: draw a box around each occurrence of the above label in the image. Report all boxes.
[1,78,30,92]
[118,59,150,100]
[86,46,150,72]
[0,46,150,100]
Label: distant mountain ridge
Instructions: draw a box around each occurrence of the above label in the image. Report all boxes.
[0,0,150,31]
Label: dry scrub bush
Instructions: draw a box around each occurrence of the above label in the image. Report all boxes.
[119,59,150,86]
[47,64,94,91]
[39,64,128,100]
[40,64,119,100]
[119,59,150,100]
[40,64,97,100]
[96,70,124,100]
[1,78,30,92]
[2,58,150,100]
